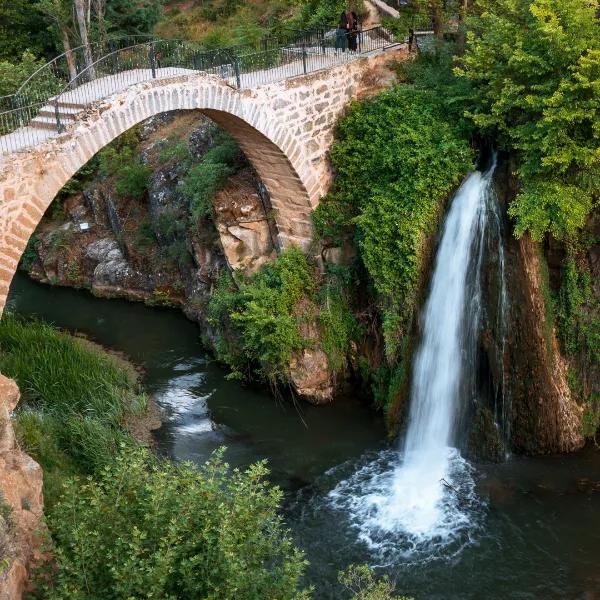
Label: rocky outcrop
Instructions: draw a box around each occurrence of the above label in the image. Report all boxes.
[213,170,276,274]
[504,234,584,453]
[289,348,335,404]
[0,376,44,600]
[485,166,586,455]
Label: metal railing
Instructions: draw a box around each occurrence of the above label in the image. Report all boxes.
[0,25,396,154]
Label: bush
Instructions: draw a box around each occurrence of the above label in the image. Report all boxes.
[182,135,242,221]
[0,51,58,97]
[39,447,310,600]
[339,564,412,600]
[208,248,317,382]
[183,161,234,220]
[98,130,150,200]
[314,86,472,359]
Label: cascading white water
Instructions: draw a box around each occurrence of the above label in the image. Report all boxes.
[383,161,497,536]
[328,161,497,560]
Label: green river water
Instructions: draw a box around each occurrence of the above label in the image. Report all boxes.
[7,272,600,599]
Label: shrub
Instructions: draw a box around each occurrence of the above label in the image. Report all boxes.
[339,564,412,600]
[314,86,472,359]
[40,447,310,600]
[208,248,316,383]
[98,130,150,200]
[183,161,234,219]
[182,136,241,221]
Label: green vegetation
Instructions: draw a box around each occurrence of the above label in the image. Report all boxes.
[0,314,144,506]
[315,86,472,365]
[183,135,242,221]
[455,0,600,243]
[208,249,360,385]
[340,564,412,600]
[99,134,151,200]
[209,248,316,382]
[156,0,358,47]
[39,447,310,600]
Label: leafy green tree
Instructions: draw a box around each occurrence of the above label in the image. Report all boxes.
[105,0,162,36]
[40,447,310,600]
[0,0,55,62]
[0,52,58,98]
[455,0,600,241]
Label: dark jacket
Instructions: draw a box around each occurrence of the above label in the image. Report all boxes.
[339,11,358,30]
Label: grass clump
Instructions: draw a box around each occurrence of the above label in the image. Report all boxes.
[0,314,145,506]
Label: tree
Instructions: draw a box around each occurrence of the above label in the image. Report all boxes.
[455,0,600,240]
[40,447,310,600]
[74,0,95,77]
[0,0,55,61]
[36,0,77,80]
[104,0,162,36]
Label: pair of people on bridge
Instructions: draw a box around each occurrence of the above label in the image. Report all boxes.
[336,10,360,52]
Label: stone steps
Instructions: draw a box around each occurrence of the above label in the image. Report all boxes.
[31,103,84,131]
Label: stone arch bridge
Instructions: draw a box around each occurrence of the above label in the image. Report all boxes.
[0,42,406,314]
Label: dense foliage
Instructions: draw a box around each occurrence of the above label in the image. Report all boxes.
[209,248,316,382]
[315,86,472,361]
[208,249,359,385]
[455,0,600,242]
[39,448,310,600]
[183,134,243,220]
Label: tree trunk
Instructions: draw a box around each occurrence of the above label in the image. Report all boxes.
[74,0,95,78]
[457,0,469,53]
[431,0,443,38]
[61,26,78,81]
[93,0,107,50]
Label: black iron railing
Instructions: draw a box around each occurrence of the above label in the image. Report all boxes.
[0,26,397,154]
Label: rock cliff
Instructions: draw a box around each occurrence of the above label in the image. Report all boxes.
[0,376,44,600]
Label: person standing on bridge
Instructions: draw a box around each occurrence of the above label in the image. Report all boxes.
[336,11,351,52]
[348,10,360,52]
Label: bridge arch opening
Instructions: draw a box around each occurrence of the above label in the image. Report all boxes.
[0,77,321,311]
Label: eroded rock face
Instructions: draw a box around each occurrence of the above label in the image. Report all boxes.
[0,376,44,600]
[488,168,585,454]
[289,348,335,404]
[504,234,584,454]
[85,238,146,292]
[213,170,276,274]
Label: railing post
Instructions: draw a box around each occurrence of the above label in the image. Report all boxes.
[263,38,269,66]
[302,43,307,74]
[149,42,157,78]
[54,100,64,133]
[233,55,241,89]
[358,29,363,53]
[321,29,326,55]
[109,40,118,73]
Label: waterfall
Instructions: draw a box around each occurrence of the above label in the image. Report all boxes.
[328,160,497,560]
[382,159,497,536]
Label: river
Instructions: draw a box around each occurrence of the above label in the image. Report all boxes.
[7,272,600,599]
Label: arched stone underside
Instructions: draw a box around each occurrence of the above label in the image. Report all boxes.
[0,47,408,314]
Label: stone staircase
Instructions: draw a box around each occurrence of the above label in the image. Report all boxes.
[30,101,85,131]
